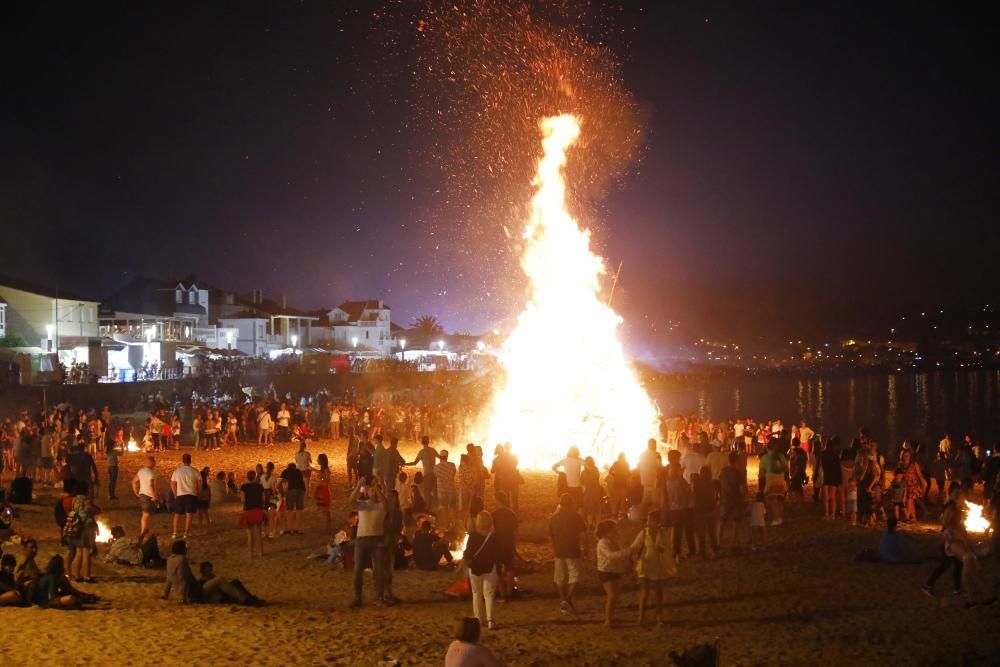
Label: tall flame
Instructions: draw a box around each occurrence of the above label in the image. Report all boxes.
[484,114,659,468]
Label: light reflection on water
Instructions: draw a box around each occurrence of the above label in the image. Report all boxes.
[654,370,1000,453]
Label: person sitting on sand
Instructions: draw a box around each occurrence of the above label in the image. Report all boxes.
[15,538,42,589]
[444,617,503,667]
[412,519,454,570]
[163,539,199,603]
[196,562,265,606]
[104,526,166,568]
[0,554,22,606]
[31,555,94,609]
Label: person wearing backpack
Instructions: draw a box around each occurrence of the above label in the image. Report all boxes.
[64,495,99,583]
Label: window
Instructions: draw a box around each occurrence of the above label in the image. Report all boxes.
[64,305,73,322]
[87,307,94,323]
[365,330,369,339]
[175,289,183,304]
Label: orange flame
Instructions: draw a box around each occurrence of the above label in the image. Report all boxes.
[483,114,659,468]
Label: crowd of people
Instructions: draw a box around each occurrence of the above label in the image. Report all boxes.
[1,398,999,664]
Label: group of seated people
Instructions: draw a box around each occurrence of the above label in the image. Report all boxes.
[162,539,265,606]
[0,525,262,608]
[0,538,99,609]
[317,512,456,572]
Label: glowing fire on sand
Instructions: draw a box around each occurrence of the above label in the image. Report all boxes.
[964,502,991,534]
[126,439,141,453]
[484,115,659,469]
[96,519,114,543]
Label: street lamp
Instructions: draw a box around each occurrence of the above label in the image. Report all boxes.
[226,331,234,350]
[399,338,407,361]
[291,334,298,349]
[184,325,190,339]
[437,340,446,351]
[145,326,155,343]
[45,324,54,352]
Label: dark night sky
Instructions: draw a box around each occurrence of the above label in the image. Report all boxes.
[1,2,996,354]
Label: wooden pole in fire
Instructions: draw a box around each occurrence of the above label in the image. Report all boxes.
[607,259,624,307]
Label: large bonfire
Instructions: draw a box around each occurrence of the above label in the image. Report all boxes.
[484,114,659,469]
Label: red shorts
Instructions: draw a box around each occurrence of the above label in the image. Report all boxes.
[240,509,267,527]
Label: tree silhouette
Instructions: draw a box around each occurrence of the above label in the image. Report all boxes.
[410,315,445,348]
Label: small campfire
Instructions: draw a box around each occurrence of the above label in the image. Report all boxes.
[964,502,991,534]
[96,519,114,543]
[126,439,141,453]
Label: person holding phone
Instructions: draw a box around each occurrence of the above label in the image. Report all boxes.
[349,475,387,608]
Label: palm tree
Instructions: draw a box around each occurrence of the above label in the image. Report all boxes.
[411,315,445,348]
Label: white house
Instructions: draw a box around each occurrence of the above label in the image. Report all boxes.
[314,299,396,355]
[0,275,101,365]
[216,314,275,357]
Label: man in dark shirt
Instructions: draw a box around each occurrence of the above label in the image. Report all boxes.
[491,445,521,515]
[548,493,586,613]
[412,520,453,570]
[280,463,306,535]
[409,436,438,510]
[68,444,99,498]
[719,452,747,550]
[492,491,518,600]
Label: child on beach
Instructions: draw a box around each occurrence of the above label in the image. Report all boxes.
[630,510,676,625]
[210,472,227,505]
[846,478,859,525]
[749,492,766,550]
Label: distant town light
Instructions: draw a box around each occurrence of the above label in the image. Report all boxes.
[476,341,485,351]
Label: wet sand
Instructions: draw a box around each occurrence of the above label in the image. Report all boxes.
[2,438,998,666]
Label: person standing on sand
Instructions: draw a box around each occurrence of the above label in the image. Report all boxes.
[491,491,518,602]
[170,454,201,540]
[410,436,438,510]
[464,511,499,630]
[349,476,387,608]
[549,493,586,614]
[257,408,273,447]
[491,443,521,515]
[315,453,332,533]
[637,439,661,515]
[280,462,305,535]
[132,456,158,535]
[239,471,266,559]
[551,446,584,508]
[631,510,676,625]
[295,440,313,490]
[435,450,458,530]
[596,519,628,627]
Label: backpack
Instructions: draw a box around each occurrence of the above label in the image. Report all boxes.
[54,498,68,528]
[61,510,84,545]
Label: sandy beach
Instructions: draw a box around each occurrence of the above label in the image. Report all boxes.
[2,438,998,667]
